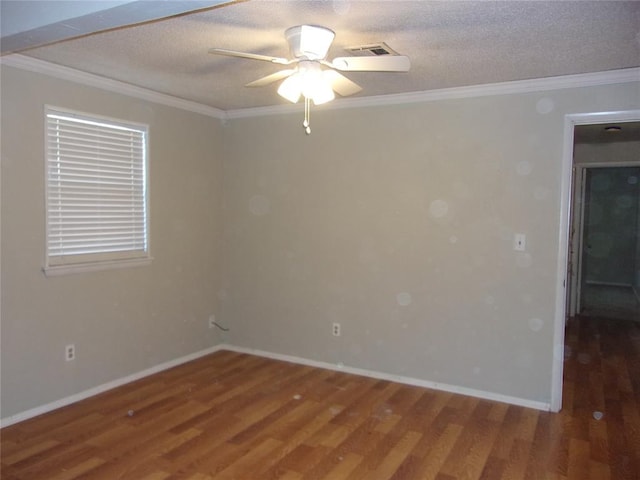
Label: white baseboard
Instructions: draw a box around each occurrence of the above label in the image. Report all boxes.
[1,342,550,427]
[221,344,551,412]
[0,344,226,428]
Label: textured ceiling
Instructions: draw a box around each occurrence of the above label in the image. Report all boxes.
[5,1,640,111]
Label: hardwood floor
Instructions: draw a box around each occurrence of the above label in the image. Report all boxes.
[2,315,639,479]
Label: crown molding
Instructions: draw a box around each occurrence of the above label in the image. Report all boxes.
[2,54,637,121]
[227,67,640,118]
[0,54,227,120]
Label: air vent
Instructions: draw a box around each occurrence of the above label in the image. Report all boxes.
[344,42,399,56]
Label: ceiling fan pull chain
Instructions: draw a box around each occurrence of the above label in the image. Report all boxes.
[303,97,311,135]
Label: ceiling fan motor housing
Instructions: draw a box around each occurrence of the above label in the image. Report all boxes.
[285,25,335,60]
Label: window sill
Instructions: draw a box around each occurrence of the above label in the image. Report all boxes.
[43,257,153,277]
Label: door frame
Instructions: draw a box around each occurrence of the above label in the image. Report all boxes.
[568,166,587,317]
[551,109,640,412]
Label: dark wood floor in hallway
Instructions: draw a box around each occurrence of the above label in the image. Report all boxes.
[2,315,639,479]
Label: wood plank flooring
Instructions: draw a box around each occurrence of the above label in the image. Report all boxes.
[2,315,639,479]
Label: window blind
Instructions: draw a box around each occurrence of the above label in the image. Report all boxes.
[46,109,148,266]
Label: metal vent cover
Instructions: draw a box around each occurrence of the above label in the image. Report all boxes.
[344,42,399,56]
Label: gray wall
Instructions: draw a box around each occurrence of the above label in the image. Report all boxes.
[1,66,226,418]
[221,83,639,405]
[2,63,639,419]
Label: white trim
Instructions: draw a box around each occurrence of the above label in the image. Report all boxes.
[2,54,638,121]
[0,344,226,428]
[0,54,227,120]
[552,109,640,412]
[222,345,551,412]
[227,67,640,119]
[573,167,587,316]
[42,256,153,277]
[226,102,304,119]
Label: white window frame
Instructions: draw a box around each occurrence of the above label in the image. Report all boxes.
[44,106,151,276]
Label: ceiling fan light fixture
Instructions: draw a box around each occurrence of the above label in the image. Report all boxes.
[299,62,334,105]
[277,74,302,103]
[278,62,336,105]
[309,79,335,105]
[277,61,336,134]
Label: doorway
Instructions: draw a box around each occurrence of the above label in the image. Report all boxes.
[551,111,640,412]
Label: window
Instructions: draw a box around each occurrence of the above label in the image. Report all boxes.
[45,107,150,275]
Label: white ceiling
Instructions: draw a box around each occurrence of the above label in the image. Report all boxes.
[2,1,639,112]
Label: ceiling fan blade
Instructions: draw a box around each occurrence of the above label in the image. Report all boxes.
[245,69,295,87]
[322,70,362,97]
[208,48,291,65]
[330,55,410,72]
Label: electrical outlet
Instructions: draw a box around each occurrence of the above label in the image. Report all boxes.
[65,344,75,361]
[332,323,341,337]
[209,315,216,329]
[514,233,526,251]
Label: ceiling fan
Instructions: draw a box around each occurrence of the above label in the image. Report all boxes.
[209,25,410,134]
